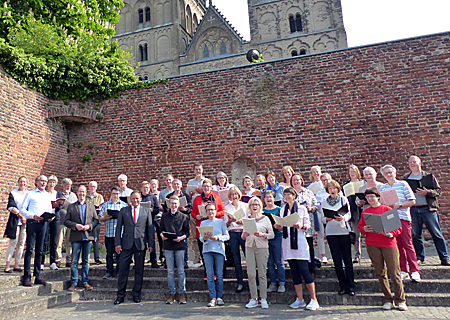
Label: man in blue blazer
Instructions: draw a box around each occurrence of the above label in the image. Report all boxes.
[114,190,154,304]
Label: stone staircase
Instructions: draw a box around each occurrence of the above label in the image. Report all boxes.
[0,261,449,319]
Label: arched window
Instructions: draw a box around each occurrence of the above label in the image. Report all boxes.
[144,75,148,80]
[291,50,298,57]
[220,41,226,55]
[139,45,143,61]
[289,13,302,33]
[139,44,148,61]
[145,7,151,22]
[204,45,209,58]
[295,14,302,32]
[139,76,143,81]
[289,15,295,33]
[143,44,148,61]
[299,49,306,55]
[138,9,144,23]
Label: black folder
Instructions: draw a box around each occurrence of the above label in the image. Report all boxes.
[107,210,120,219]
[162,232,178,240]
[119,196,129,204]
[323,205,348,219]
[41,212,56,220]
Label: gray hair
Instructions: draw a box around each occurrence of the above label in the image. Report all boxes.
[118,174,128,181]
[61,178,73,186]
[89,181,98,187]
[35,175,47,182]
[48,175,58,184]
[363,167,377,175]
[380,165,397,174]
[409,155,421,164]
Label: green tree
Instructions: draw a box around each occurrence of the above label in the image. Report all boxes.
[0,1,164,101]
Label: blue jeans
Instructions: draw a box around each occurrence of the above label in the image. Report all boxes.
[229,232,246,285]
[268,236,285,286]
[203,252,224,299]
[165,249,185,294]
[411,206,449,262]
[70,240,92,286]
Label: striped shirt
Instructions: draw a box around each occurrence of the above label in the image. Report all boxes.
[379,181,415,221]
[99,199,128,237]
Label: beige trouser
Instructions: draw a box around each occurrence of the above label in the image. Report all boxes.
[367,244,405,304]
[56,225,71,263]
[190,215,200,263]
[246,243,269,300]
[5,224,26,263]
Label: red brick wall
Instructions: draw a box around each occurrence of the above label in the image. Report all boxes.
[66,32,450,239]
[0,67,68,251]
[1,32,449,255]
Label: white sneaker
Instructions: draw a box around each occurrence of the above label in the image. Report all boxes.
[277,285,285,293]
[246,299,259,309]
[401,271,410,280]
[41,264,44,271]
[289,298,306,309]
[398,302,408,311]
[322,256,328,264]
[411,271,421,282]
[267,284,278,292]
[216,298,224,306]
[305,299,320,311]
[260,299,269,309]
[382,302,394,310]
[50,262,59,270]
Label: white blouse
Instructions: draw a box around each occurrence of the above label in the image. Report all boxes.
[280,203,311,261]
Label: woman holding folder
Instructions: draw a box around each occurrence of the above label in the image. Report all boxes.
[224,187,249,293]
[359,187,407,311]
[273,187,319,311]
[199,202,230,307]
[320,180,355,296]
[242,197,274,309]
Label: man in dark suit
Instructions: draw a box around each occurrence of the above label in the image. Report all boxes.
[64,185,99,291]
[114,190,154,304]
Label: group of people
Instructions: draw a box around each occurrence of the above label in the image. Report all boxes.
[3,156,448,311]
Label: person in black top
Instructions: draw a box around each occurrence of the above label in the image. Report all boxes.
[141,181,160,268]
[160,196,190,305]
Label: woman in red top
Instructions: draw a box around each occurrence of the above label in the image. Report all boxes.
[192,179,225,271]
[359,187,407,311]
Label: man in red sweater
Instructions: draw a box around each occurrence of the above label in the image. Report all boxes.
[359,187,407,311]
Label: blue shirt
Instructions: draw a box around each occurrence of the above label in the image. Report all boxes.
[199,219,230,257]
[20,188,52,220]
[379,181,415,221]
[78,202,88,241]
[99,199,128,237]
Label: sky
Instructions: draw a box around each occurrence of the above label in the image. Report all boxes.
[211,0,450,47]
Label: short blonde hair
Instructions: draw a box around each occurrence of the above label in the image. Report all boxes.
[309,165,322,182]
[202,178,213,186]
[348,164,361,180]
[228,186,242,200]
[325,180,341,193]
[248,197,263,214]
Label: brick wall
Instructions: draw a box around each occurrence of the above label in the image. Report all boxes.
[0,67,68,252]
[1,32,449,255]
[66,32,450,239]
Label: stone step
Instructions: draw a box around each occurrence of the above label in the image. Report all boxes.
[0,290,81,320]
[85,276,450,294]
[0,274,22,290]
[83,264,450,280]
[82,287,450,306]
[0,281,65,304]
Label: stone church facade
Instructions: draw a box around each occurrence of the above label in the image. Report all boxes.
[113,0,347,79]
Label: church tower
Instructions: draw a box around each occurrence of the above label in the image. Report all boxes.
[113,0,206,79]
[247,0,347,60]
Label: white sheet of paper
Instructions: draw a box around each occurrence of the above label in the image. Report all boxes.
[226,208,245,221]
[242,218,258,235]
[343,181,365,196]
[272,212,301,227]
[307,182,322,195]
[165,196,188,208]
[187,185,198,194]
[197,225,214,238]
[141,201,151,208]
[198,205,207,218]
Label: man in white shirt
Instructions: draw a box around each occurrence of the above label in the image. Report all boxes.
[118,174,133,197]
[20,175,53,286]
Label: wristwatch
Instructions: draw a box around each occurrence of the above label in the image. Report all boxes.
[399,204,403,208]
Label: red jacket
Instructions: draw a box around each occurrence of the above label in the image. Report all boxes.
[191,193,224,238]
[359,204,402,248]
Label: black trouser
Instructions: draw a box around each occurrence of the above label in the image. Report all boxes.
[117,244,146,300]
[24,220,47,280]
[42,218,60,265]
[327,234,355,290]
[105,237,120,276]
[92,223,101,261]
[306,236,315,275]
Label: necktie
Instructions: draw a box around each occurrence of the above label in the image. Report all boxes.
[133,207,137,224]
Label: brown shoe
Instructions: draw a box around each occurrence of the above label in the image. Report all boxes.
[179,293,187,304]
[65,262,71,268]
[23,279,33,287]
[34,279,47,286]
[68,285,77,291]
[83,284,93,291]
[442,259,450,266]
[55,262,61,268]
[166,293,175,304]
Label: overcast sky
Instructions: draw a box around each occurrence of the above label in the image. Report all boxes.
[211,0,450,47]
